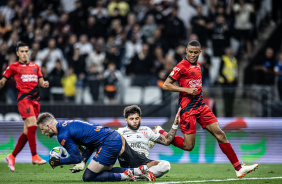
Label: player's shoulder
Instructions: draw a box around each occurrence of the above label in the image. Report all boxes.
[117,127,128,134]
[8,62,20,68]
[28,62,39,67]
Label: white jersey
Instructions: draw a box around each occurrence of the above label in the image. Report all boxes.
[117,126,160,158]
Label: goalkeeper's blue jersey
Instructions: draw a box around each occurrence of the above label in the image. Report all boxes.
[56,120,118,164]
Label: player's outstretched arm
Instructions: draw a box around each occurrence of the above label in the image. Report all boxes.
[0,78,7,90]
[39,77,49,88]
[154,108,181,146]
[163,77,198,95]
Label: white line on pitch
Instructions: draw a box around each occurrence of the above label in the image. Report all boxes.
[150,177,282,184]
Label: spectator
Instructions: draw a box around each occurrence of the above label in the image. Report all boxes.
[199,47,211,87]
[5,53,17,103]
[103,62,122,104]
[0,0,17,25]
[126,43,154,87]
[87,40,106,73]
[69,0,87,35]
[55,13,72,36]
[233,0,254,58]
[64,34,77,63]
[74,34,93,56]
[39,4,58,23]
[37,38,68,73]
[190,6,209,47]
[208,15,230,57]
[219,47,238,117]
[252,47,276,85]
[61,67,77,103]
[49,59,65,101]
[39,65,50,102]
[0,12,12,36]
[69,47,87,103]
[87,64,103,102]
[163,7,186,49]
[104,44,120,69]
[274,52,282,100]
[108,0,130,17]
[141,15,157,43]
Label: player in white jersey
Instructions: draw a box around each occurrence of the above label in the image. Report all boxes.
[117,105,181,178]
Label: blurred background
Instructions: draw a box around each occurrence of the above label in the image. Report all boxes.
[0,0,282,164]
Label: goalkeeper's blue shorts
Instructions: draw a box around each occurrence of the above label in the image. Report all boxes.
[93,131,122,166]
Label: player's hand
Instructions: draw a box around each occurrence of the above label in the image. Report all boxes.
[173,107,181,125]
[43,81,49,88]
[186,88,198,95]
[49,155,60,169]
[69,161,85,173]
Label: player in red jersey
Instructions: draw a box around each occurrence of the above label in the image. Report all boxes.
[0,42,49,171]
[154,40,258,178]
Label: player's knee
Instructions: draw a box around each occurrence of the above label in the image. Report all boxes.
[82,168,99,182]
[183,144,194,151]
[216,132,227,143]
[160,161,171,172]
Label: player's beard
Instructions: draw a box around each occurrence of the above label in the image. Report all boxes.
[127,122,140,130]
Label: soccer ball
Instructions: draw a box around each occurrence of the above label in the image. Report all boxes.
[49,146,68,158]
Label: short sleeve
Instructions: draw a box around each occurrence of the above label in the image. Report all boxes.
[147,127,160,141]
[168,63,182,81]
[2,65,14,79]
[37,65,43,78]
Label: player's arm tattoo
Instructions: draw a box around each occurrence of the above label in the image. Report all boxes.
[154,129,177,146]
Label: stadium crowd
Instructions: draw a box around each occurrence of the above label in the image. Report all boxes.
[0,0,281,106]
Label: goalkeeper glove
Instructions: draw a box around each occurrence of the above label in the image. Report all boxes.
[69,161,86,173]
[49,156,60,169]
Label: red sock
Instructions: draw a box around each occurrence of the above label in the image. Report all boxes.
[12,133,28,157]
[219,143,242,171]
[159,130,184,149]
[27,126,37,156]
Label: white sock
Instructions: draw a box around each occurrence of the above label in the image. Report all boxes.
[120,173,126,180]
[133,168,141,176]
[149,161,170,178]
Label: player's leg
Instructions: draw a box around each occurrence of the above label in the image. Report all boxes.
[83,132,136,182]
[148,160,171,178]
[118,140,156,181]
[6,101,29,171]
[205,122,258,177]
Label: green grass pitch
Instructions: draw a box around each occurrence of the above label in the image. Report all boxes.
[0,163,281,184]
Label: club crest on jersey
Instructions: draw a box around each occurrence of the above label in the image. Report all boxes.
[34,68,37,73]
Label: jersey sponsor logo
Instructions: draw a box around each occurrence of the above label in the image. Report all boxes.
[21,74,38,82]
[130,142,148,150]
[170,71,175,76]
[127,135,132,137]
[60,139,66,146]
[188,79,202,88]
[62,122,67,127]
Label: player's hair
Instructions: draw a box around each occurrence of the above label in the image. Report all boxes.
[123,105,142,118]
[187,40,201,48]
[16,42,29,51]
[36,112,56,126]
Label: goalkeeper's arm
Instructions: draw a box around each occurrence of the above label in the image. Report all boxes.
[70,147,96,173]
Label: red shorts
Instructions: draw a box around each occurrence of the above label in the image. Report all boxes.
[18,99,40,119]
[180,105,217,134]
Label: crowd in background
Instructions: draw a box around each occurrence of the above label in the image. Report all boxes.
[0,0,281,110]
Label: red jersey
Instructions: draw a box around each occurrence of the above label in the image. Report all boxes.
[3,62,43,102]
[168,58,206,114]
